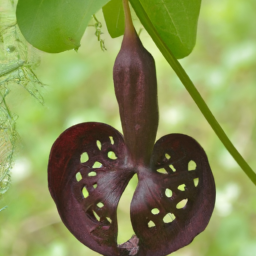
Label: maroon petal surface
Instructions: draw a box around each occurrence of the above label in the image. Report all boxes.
[48,122,134,256]
[48,123,215,256]
[130,134,216,256]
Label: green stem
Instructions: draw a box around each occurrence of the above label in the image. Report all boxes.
[129,0,256,186]
[0,60,24,77]
[0,91,12,120]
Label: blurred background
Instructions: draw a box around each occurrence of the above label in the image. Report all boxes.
[1,0,256,255]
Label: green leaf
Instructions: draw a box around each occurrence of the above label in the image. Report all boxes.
[102,0,125,38]
[136,0,201,59]
[16,0,111,53]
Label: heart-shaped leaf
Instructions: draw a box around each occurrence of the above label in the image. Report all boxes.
[16,0,110,53]
[103,0,125,38]
[131,0,201,59]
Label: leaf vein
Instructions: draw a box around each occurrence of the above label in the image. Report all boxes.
[160,0,185,46]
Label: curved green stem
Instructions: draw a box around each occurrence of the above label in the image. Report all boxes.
[129,0,256,186]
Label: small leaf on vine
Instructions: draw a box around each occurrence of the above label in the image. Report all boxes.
[92,15,107,51]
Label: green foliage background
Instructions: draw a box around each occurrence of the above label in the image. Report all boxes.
[1,0,256,255]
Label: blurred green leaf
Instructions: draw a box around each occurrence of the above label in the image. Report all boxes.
[102,0,125,38]
[16,0,111,53]
[134,0,201,59]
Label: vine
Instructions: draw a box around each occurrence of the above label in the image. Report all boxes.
[0,0,43,210]
[92,14,107,51]
[129,0,256,185]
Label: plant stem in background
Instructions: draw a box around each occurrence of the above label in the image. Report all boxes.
[130,0,256,186]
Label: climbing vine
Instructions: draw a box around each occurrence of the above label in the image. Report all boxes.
[0,0,43,210]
